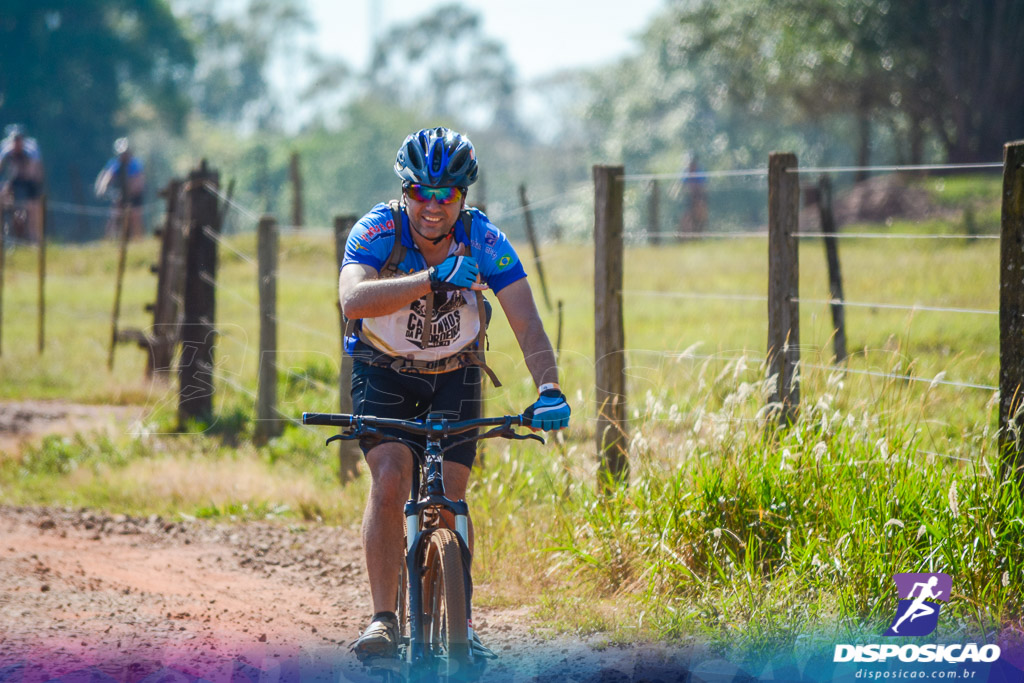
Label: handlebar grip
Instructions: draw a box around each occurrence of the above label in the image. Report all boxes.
[302,412,355,427]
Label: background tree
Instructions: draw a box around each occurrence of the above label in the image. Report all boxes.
[172,0,313,132]
[366,3,521,134]
[641,0,1024,169]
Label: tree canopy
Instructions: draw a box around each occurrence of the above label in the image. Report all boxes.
[4,0,1023,241]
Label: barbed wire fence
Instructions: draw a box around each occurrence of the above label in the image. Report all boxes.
[594,143,1024,486]
[6,148,1023,490]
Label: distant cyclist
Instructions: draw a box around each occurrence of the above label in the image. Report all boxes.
[339,127,570,661]
[0,124,45,243]
[94,137,146,240]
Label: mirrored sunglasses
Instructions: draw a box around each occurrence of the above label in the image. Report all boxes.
[405,184,464,205]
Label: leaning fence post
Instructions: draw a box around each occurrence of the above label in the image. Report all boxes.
[648,179,661,245]
[593,164,629,488]
[107,199,132,370]
[290,151,303,230]
[767,152,800,424]
[999,140,1024,488]
[256,215,283,442]
[0,202,5,356]
[37,194,46,353]
[518,184,553,313]
[818,175,847,363]
[334,214,361,482]
[178,160,220,428]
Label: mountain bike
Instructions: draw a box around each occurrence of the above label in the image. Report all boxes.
[301,411,543,681]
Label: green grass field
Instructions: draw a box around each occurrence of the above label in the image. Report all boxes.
[0,177,1020,658]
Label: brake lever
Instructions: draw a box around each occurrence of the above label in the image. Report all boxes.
[326,431,359,445]
[506,430,545,444]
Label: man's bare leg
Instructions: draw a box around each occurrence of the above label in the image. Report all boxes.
[363,441,413,613]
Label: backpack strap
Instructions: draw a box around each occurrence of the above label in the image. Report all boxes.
[382,199,406,277]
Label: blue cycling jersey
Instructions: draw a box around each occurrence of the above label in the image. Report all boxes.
[342,202,527,362]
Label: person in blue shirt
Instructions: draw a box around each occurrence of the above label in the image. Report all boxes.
[94,137,146,239]
[339,127,570,661]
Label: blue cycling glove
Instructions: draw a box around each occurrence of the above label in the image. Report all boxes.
[429,254,479,291]
[523,389,571,431]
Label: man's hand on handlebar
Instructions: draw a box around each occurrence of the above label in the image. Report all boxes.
[522,389,571,431]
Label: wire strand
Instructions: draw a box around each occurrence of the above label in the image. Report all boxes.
[622,169,769,182]
[202,181,262,224]
[623,289,767,303]
[486,184,591,221]
[800,362,997,392]
[788,162,1002,174]
[630,230,768,240]
[794,297,997,316]
[794,231,998,240]
[202,225,258,266]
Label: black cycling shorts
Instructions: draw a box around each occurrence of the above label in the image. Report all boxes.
[10,178,41,201]
[351,355,483,468]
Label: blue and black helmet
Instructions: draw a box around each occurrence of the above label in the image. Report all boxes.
[394,127,478,188]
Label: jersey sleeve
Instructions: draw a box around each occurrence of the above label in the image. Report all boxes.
[342,203,398,273]
[471,212,527,294]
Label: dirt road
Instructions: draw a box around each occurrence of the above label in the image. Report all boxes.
[0,505,705,682]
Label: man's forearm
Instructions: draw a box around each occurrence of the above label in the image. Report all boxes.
[516,318,560,389]
[340,271,432,320]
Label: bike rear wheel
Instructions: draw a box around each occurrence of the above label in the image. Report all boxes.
[420,528,469,678]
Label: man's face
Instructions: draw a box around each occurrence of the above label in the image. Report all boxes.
[404,185,465,243]
[12,136,23,152]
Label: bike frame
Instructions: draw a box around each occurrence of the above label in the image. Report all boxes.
[405,418,468,666]
[302,411,541,675]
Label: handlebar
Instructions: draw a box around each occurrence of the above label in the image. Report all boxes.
[302,412,542,443]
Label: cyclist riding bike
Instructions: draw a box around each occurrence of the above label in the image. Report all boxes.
[339,126,571,661]
[94,137,146,240]
[0,124,44,243]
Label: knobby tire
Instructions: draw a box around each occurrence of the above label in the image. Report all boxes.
[420,528,469,679]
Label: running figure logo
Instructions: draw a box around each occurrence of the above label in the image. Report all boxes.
[883,573,951,637]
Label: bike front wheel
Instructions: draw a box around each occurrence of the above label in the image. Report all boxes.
[420,528,469,677]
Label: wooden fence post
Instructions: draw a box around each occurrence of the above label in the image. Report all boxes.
[999,140,1024,488]
[37,194,46,353]
[648,179,661,245]
[593,165,629,488]
[518,184,553,313]
[767,152,800,424]
[334,215,361,482]
[475,171,487,214]
[556,299,564,359]
[107,199,133,370]
[256,215,282,442]
[0,203,5,356]
[818,175,847,363]
[178,160,220,428]
[148,179,187,377]
[290,152,303,229]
